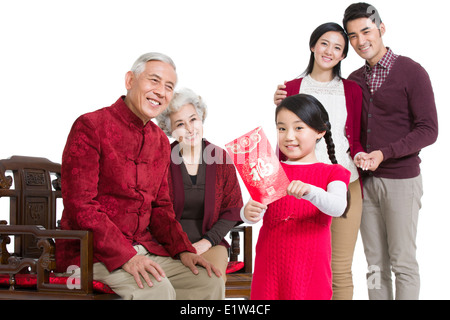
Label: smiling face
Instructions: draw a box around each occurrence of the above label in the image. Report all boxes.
[124,60,177,124]
[346,17,387,67]
[276,108,325,163]
[311,31,346,73]
[169,103,203,148]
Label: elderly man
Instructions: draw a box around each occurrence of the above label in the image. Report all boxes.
[56,52,224,300]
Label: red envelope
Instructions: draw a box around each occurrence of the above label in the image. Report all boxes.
[225,127,290,205]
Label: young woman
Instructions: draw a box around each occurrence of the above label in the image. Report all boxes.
[273,22,364,300]
[243,94,351,300]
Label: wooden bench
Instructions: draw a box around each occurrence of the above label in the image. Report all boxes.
[0,155,252,299]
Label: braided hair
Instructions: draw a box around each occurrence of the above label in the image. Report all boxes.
[323,122,337,165]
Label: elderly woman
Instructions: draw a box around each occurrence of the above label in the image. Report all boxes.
[156,88,243,283]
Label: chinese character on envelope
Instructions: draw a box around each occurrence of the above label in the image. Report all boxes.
[225,127,290,205]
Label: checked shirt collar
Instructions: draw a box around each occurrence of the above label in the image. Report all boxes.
[364,47,398,95]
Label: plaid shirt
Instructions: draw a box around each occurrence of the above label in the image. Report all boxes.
[365,47,398,94]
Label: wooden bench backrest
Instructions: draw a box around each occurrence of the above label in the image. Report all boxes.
[0,155,61,258]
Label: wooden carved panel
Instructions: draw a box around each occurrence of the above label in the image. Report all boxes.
[27,201,46,225]
[23,198,49,258]
[24,170,47,187]
[25,170,45,186]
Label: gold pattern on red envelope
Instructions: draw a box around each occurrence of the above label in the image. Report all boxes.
[225,127,290,205]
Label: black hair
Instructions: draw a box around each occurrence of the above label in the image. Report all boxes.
[343,2,382,32]
[302,22,349,80]
[276,94,337,164]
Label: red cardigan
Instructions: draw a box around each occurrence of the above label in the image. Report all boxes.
[283,77,364,159]
[56,97,195,273]
[167,140,243,247]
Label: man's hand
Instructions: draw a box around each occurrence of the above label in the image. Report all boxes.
[122,254,166,289]
[179,251,222,278]
[354,150,384,171]
[366,150,384,171]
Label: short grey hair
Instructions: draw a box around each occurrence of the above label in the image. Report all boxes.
[156,88,208,137]
[130,52,177,76]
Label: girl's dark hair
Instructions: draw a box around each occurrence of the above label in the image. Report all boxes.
[276,94,337,164]
[302,22,349,80]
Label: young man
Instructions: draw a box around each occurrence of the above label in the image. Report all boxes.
[343,3,438,300]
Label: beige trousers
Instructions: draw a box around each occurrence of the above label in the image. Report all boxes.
[360,175,422,300]
[93,245,225,300]
[330,179,363,300]
[201,245,229,283]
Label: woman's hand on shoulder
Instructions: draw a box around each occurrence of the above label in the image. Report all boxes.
[274,82,287,106]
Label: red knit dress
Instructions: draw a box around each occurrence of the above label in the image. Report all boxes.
[251,162,350,300]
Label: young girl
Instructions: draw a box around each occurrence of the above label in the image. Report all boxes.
[274,22,363,300]
[242,94,350,300]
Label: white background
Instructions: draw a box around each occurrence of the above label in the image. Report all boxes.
[1,0,447,300]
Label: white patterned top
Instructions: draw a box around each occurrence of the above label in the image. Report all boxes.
[299,75,359,182]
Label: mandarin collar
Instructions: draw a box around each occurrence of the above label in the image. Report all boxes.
[113,96,149,130]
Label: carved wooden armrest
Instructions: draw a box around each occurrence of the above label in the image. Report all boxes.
[0,223,93,294]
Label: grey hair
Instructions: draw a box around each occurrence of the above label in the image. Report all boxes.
[156,88,208,137]
[130,52,177,76]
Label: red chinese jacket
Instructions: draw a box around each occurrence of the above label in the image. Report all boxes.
[56,97,195,273]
